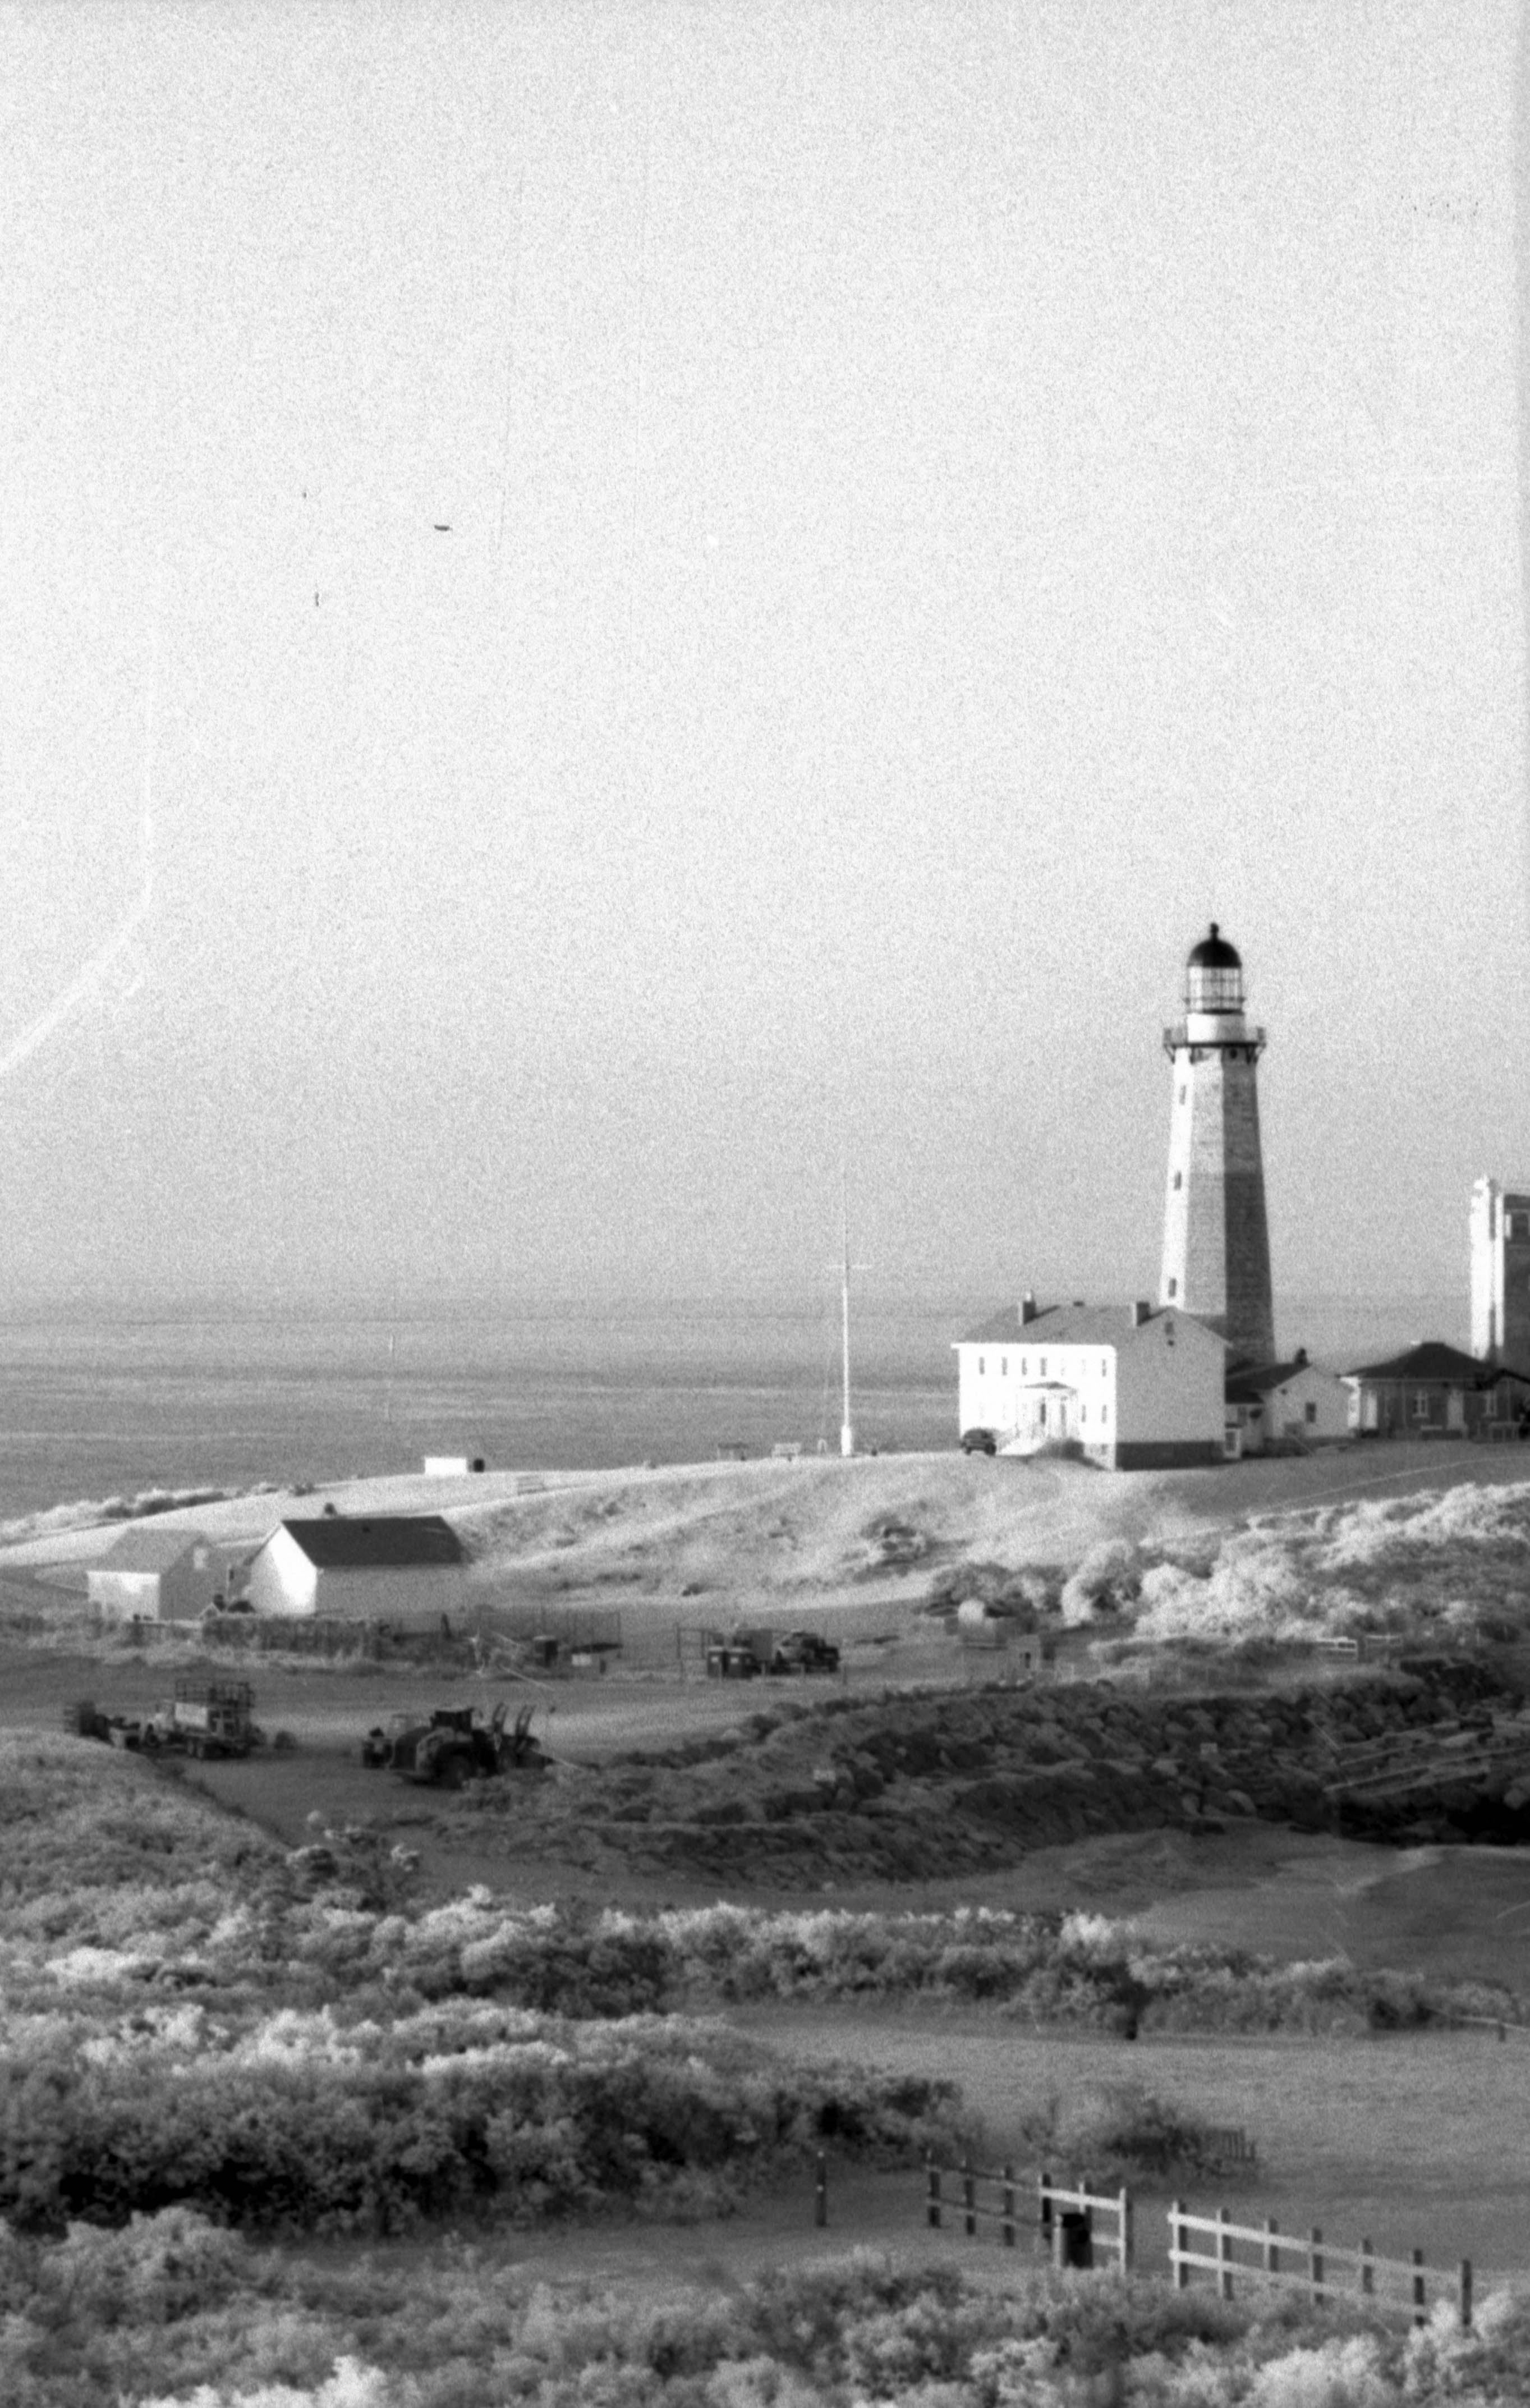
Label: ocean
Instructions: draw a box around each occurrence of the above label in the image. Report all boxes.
[0,1301,953,1521]
[0,1288,1466,1524]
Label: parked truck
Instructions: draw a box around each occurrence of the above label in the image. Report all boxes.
[706,1626,842,1679]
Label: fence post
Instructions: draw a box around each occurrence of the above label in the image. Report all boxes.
[1460,2260,1473,2332]
[1217,2208,1233,2301]
[963,2158,976,2239]
[1039,2170,1052,2256]
[815,2152,827,2229]
[1171,2200,1187,2290]
[927,2155,942,2231]
[1001,2164,1016,2249]
[1412,2248,1426,2327]
[1311,2228,1325,2306]
[1360,2239,1373,2301]
[1118,2185,1132,2275]
[1264,2218,1279,2283]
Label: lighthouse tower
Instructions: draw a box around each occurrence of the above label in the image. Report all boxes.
[1159,923,1276,1369]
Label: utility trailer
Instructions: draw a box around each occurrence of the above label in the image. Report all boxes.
[64,1680,261,1758]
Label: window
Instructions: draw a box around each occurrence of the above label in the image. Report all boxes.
[1173,1172,1183,1190]
[1168,1278,1178,1298]
[1100,1358,1108,1377]
[1080,1403,1088,1424]
[1101,1403,1109,1426]
[1039,1357,1047,1376]
[1411,1392,1430,1419]
[1000,1357,1008,1375]
[1304,1402,1317,1425]
[978,1357,985,1375]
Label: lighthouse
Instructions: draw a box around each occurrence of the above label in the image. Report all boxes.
[1159,923,1276,1369]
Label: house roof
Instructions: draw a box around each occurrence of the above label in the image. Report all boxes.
[274,1515,465,1570]
[1225,1359,1333,1401]
[1343,1341,1488,1384]
[957,1302,1223,1351]
[94,1525,210,1573]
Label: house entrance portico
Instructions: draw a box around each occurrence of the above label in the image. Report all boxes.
[1003,1380,1078,1455]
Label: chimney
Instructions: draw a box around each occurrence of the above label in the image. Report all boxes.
[1131,1300,1152,1327]
[1020,1292,1038,1325]
[1295,1346,1308,1366]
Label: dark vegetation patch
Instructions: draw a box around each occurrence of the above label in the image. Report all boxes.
[439,1658,1529,1883]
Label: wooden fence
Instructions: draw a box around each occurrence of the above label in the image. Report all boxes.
[1202,2126,1258,2170]
[1168,2205,1472,2328]
[913,2161,1472,2330]
[923,2159,1132,2275]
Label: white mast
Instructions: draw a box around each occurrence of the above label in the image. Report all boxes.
[839,1171,854,1458]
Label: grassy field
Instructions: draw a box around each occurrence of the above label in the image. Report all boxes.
[12,1450,1530,2402]
[726,2006,1530,2283]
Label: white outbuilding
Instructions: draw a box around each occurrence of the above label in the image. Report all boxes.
[245,1514,468,1622]
[954,1297,1227,1470]
[1224,1352,1350,1456]
[87,1527,233,1623]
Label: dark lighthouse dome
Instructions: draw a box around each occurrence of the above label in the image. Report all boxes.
[1184,920,1244,1012]
[1187,921,1241,971]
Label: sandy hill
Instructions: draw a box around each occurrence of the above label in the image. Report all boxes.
[8,1442,1529,1638]
[446,1452,1208,1618]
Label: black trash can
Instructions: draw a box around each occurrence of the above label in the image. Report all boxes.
[1056,2208,1093,2269]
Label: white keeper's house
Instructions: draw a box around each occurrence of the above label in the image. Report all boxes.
[954,1296,1227,1470]
[245,1513,468,1622]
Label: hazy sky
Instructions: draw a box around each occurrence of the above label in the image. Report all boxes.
[0,1,1521,1319]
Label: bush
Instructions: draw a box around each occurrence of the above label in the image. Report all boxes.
[1060,1542,1141,1626]
[8,2219,1530,2407]
[0,2012,964,2237]
[1021,2081,1232,2181]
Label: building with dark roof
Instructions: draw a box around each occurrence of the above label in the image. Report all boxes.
[953,1295,1227,1469]
[1342,1341,1530,1441]
[246,1514,468,1621]
[1224,1351,1349,1455]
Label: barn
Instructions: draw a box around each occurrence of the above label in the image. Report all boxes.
[245,1514,468,1622]
[87,1527,232,1623]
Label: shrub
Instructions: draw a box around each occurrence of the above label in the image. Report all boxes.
[1060,1542,1141,1626]
[1021,2081,1230,2181]
[8,2221,1530,2408]
[0,2013,964,2237]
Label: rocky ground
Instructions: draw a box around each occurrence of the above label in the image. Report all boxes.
[439,1654,1527,1887]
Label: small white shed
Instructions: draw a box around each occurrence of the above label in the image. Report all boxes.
[88,1528,231,1623]
[245,1513,467,1623]
[1225,1352,1350,1455]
